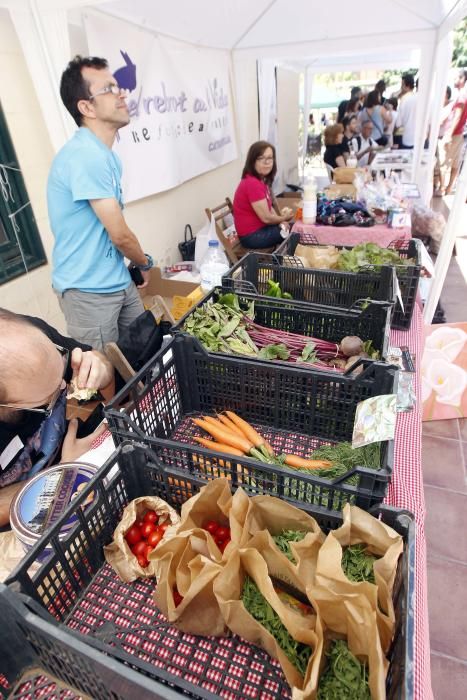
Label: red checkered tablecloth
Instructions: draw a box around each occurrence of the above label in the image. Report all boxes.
[388,303,432,700]
[292,221,412,247]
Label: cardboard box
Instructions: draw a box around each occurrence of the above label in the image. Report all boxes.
[140,267,202,322]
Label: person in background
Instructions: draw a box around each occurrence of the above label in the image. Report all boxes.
[232,141,293,249]
[47,55,153,352]
[433,86,454,196]
[441,70,467,195]
[337,86,363,123]
[0,309,114,526]
[351,120,379,166]
[323,123,347,172]
[383,97,398,148]
[343,97,361,121]
[375,79,386,103]
[358,90,392,145]
[342,115,360,154]
[394,73,418,149]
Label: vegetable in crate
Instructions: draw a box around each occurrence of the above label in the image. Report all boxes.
[341,543,380,584]
[337,242,412,272]
[317,639,371,699]
[265,279,293,299]
[242,576,312,677]
[273,530,306,563]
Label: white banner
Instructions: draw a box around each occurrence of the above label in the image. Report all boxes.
[84,12,238,202]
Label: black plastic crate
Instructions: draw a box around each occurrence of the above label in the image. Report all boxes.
[276,234,422,330]
[173,287,393,366]
[222,251,396,311]
[105,335,397,512]
[4,444,415,700]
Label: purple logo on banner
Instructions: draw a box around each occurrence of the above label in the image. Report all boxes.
[113,50,137,92]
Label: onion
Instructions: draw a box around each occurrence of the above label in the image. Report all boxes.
[339,336,364,358]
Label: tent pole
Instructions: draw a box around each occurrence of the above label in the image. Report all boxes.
[423,148,467,323]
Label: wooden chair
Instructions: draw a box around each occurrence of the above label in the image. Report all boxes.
[205,198,277,264]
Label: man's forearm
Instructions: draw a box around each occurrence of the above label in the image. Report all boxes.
[112,228,147,266]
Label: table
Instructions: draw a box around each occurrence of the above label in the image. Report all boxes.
[388,303,432,700]
[371,150,414,174]
[292,221,411,248]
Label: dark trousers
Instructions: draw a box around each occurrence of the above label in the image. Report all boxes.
[240,225,284,249]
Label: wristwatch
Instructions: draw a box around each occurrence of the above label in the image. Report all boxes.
[136,254,154,271]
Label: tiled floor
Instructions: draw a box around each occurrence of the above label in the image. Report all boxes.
[423,193,467,699]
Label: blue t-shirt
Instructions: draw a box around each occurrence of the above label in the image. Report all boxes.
[47,127,131,293]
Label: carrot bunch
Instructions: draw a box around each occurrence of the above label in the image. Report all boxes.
[192,411,332,471]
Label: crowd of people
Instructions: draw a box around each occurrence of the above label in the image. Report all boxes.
[316,70,467,193]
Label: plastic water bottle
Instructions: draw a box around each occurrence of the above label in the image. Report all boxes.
[200,240,230,293]
[347,149,358,168]
[302,178,317,224]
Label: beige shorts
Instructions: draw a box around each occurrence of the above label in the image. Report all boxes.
[442,134,464,169]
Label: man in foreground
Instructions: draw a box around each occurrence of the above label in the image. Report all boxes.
[48,55,154,350]
[0,309,114,526]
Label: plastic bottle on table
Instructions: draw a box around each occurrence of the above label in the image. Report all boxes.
[347,149,358,168]
[302,178,317,224]
[199,240,230,293]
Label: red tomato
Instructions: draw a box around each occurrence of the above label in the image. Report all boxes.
[158,522,169,534]
[215,537,225,550]
[131,541,147,557]
[216,526,230,542]
[125,524,142,545]
[145,544,154,559]
[143,510,159,524]
[173,588,183,606]
[148,530,163,548]
[204,520,219,535]
[220,538,231,553]
[141,522,157,539]
[137,555,148,568]
[135,519,144,528]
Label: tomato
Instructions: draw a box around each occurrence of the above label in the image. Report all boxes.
[141,522,157,539]
[125,524,142,545]
[145,544,154,559]
[220,538,231,553]
[147,530,163,548]
[158,522,169,534]
[143,510,159,524]
[216,526,230,542]
[137,555,148,568]
[215,537,226,550]
[173,588,183,606]
[135,519,144,528]
[131,541,147,557]
[204,520,219,535]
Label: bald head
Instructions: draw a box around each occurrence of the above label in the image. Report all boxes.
[0,310,60,405]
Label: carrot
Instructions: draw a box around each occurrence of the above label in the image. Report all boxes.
[192,418,253,453]
[284,455,332,470]
[203,415,240,437]
[194,437,244,456]
[224,411,273,455]
[216,413,247,437]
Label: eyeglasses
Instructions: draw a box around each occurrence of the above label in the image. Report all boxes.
[256,156,274,163]
[88,84,129,100]
[0,345,69,417]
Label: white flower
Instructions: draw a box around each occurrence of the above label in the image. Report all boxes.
[425,358,467,407]
[424,327,467,363]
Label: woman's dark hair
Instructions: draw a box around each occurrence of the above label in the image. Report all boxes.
[60,55,109,126]
[375,79,386,93]
[324,123,343,146]
[446,85,452,100]
[342,115,357,131]
[242,141,277,186]
[402,73,415,90]
[386,97,398,111]
[346,98,360,114]
[365,90,381,109]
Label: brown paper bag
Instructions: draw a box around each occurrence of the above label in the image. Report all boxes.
[152,526,227,636]
[175,477,232,531]
[302,588,388,700]
[314,504,403,652]
[295,244,340,270]
[214,547,323,694]
[104,496,180,582]
[239,495,325,586]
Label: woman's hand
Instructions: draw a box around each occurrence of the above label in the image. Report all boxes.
[61,418,107,463]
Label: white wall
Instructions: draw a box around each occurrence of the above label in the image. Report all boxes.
[0,9,65,331]
[276,67,300,192]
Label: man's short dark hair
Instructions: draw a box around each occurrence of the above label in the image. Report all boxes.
[60,55,108,127]
[375,79,386,93]
[350,86,361,99]
[402,73,415,90]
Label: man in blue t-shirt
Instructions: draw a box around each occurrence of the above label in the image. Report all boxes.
[47,55,154,350]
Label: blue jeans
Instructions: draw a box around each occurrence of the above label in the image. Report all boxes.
[240,225,284,249]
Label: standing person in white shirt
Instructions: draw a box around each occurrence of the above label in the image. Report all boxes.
[395,74,417,149]
[351,121,378,166]
[383,97,398,148]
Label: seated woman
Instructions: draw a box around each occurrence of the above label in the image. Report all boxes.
[233,141,293,249]
[323,123,347,172]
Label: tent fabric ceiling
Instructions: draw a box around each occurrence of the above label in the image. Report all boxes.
[98,0,461,49]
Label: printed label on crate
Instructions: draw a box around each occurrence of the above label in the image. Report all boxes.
[352,394,397,448]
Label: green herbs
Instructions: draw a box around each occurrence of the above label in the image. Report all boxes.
[272,530,306,562]
[307,441,381,481]
[258,343,290,360]
[242,576,312,676]
[341,544,380,584]
[317,640,371,699]
[337,242,412,273]
[265,279,293,299]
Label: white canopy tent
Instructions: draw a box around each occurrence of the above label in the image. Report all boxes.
[1,0,466,321]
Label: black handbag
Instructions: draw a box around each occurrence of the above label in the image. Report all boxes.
[117,311,171,372]
[178,224,196,261]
